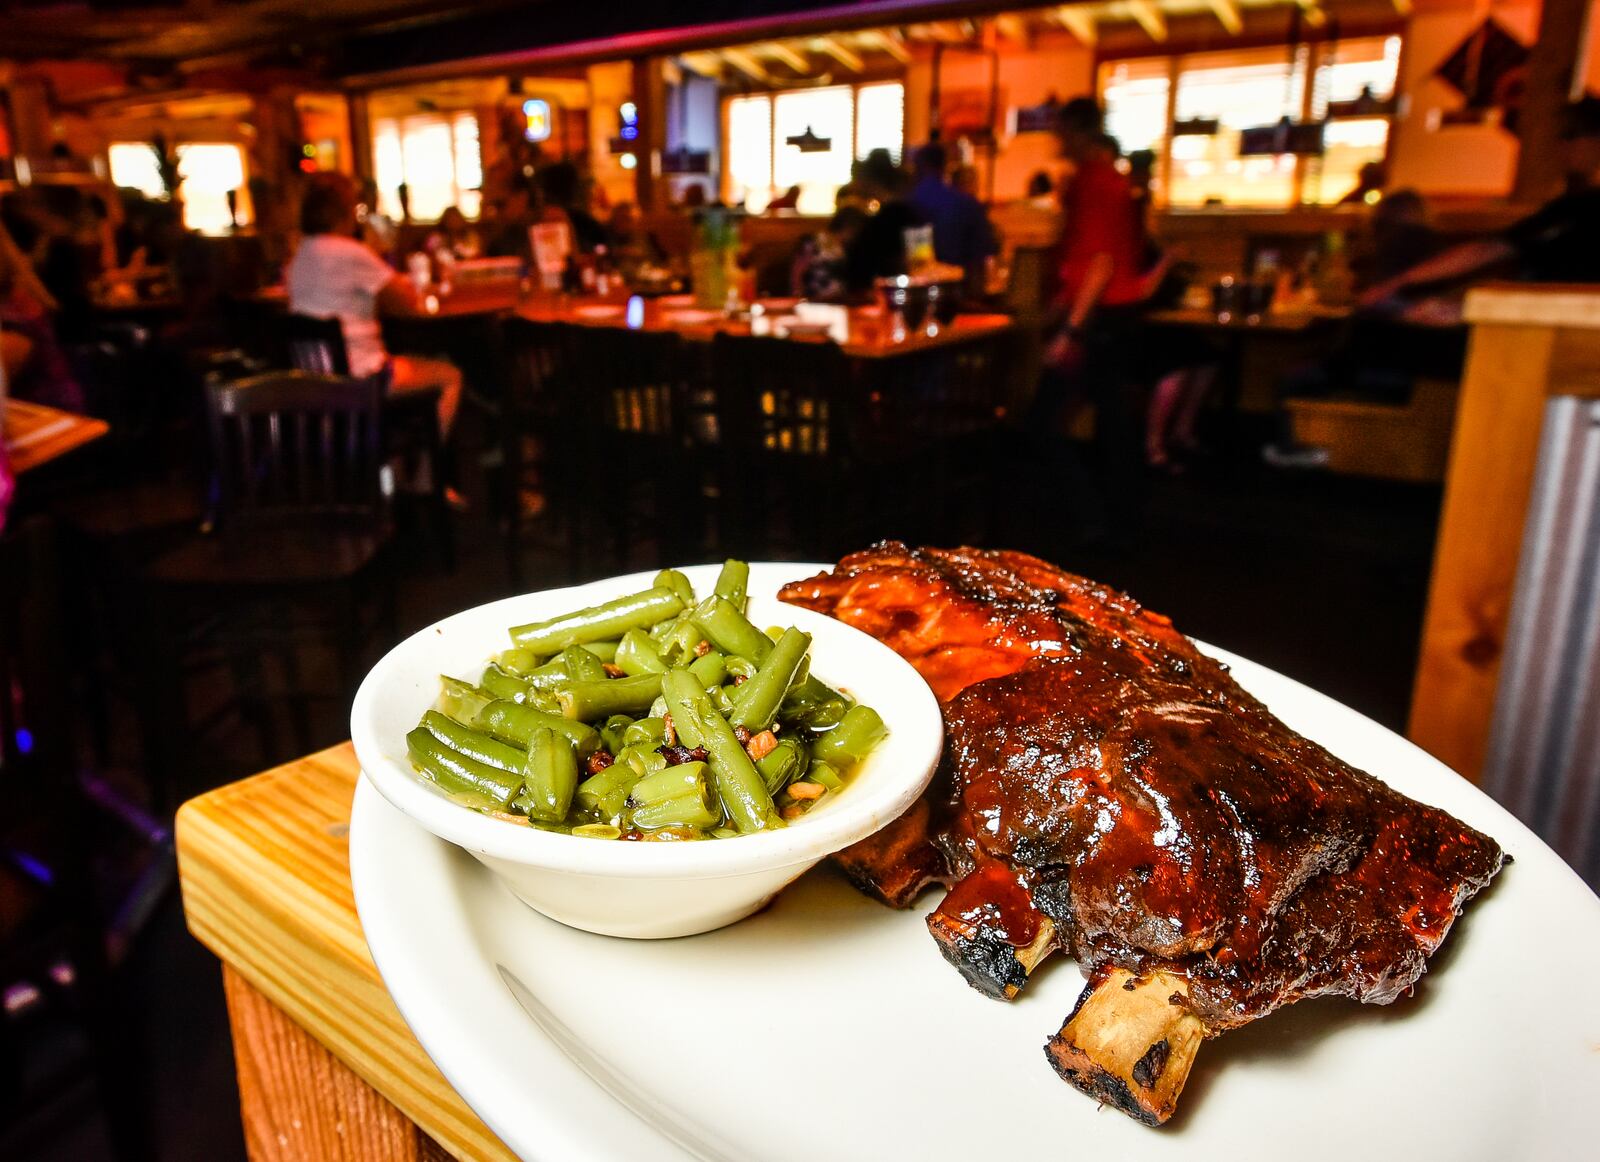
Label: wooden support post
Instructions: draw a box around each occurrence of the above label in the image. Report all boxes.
[1513,0,1592,202]
[223,967,453,1162]
[1409,286,1600,780]
[631,56,667,212]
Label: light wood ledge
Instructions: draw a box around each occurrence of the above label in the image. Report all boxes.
[1409,284,1600,781]
[176,743,516,1162]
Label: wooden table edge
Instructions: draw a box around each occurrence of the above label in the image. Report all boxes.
[175,745,518,1162]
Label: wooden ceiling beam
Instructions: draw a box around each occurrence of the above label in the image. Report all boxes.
[866,29,912,64]
[994,13,1029,45]
[1295,0,1329,28]
[1056,6,1098,47]
[815,36,863,73]
[1128,0,1169,42]
[763,41,811,74]
[1207,0,1244,35]
[721,47,773,86]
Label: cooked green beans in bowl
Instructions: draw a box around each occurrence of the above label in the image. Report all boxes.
[406,561,887,841]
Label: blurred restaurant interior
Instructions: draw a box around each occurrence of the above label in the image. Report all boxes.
[1,0,1599,1157]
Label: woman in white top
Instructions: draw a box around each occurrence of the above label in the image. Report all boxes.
[285,174,461,434]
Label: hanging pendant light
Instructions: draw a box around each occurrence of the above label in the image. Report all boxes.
[786,125,832,153]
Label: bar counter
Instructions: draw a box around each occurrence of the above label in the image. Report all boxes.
[176,745,515,1162]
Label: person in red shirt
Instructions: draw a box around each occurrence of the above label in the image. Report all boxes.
[1033,98,1151,541]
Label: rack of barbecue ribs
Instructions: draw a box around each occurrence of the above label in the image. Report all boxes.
[780,544,1506,1127]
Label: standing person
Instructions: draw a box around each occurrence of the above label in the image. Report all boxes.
[842,149,921,294]
[286,174,462,439]
[537,162,606,254]
[1036,97,1150,537]
[906,142,995,298]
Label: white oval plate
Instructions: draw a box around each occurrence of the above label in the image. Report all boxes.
[352,573,1600,1162]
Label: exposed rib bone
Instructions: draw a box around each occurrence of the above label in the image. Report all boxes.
[832,798,950,907]
[1044,968,1204,1126]
[927,862,1059,999]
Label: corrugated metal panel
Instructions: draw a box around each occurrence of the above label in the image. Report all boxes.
[1482,396,1600,887]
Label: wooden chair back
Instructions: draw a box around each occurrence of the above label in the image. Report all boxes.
[280,313,351,377]
[204,372,385,527]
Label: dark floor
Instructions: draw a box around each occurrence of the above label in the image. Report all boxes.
[3,440,1442,1162]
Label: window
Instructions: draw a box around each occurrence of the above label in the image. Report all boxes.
[1102,59,1171,160]
[726,82,904,214]
[371,111,483,223]
[111,142,250,232]
[176,143,251,234]
[108,142,166,199]
[1303,36,1404,204]
[1101,36,1401,208]
[1169,46,1308,208]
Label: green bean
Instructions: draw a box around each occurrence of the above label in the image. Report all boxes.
[420,710,528,774]
[628,762,711,808]
[622,716,667,749]
[617,743,668,778]
[662,617,704,664]
[575,762,637,817]
[707,683,736,717]
[713,559,749,608]
[631,793,719,831]
[615,628,667,676]
[689,597,772,664]
[479,663,536,703]
[660,667,706,749]
[686,649,726,688]
[475,699,600,756]
[599,714,633,755]
[511,587,684,652]
[559,645,607,683]
[438,676,494,723]
[407,727,523,808]
[755,737,806,794]
[557,673,663,719]
[813,705,887,767]
[648,695,670,720]
[654,568,696,607]
[496,647,543,676]
[648,611,682,646]
[521,727,579,823]
[724,654,758,680]
[730,627,811,730]
[661,671,777,833]
[806,760,844,790]
[781,674,851,729]
[579,640,620,663]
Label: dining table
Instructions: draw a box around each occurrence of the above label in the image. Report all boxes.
[176,743,517,1162]
[514,292,1015,358]
[3,398,110,474]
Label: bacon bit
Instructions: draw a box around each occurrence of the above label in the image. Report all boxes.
[693,639,711,657]
[732,674,748,686]
[745,730,779,760]
[620,829,644,841]
[585,750,615,774]
[732,725,752,745]
[658,743,709,766]
[787,781,825,800]
[662,712,677,746]
[780,804,806,820]
[602,663,627,678]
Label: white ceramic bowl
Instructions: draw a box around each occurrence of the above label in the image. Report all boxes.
[351,563,943,938]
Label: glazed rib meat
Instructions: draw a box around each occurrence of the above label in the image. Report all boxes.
[779,544,1505,1125]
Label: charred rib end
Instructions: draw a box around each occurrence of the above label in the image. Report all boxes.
[928,911,1057,1000]
[1044,968,1204,1126]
